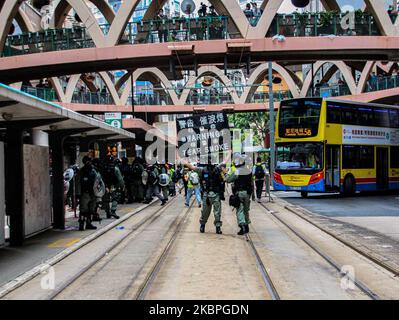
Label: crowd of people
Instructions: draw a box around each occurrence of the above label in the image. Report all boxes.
[243,2,263,26]
[67,155,179,231]
[65,153,269,236]
[152,3,224,43]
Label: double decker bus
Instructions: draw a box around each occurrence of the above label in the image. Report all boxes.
[273,98,399,197]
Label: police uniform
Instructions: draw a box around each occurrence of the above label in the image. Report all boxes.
[77,157,98,230]
[193,165,224,234]
[102,157,125,219]
[131,160,145,202]
[159,165,169,201]
[226,160,253,235]
[144,166,166,205]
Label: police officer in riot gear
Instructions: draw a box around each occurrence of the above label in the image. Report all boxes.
[77,156,97,231]
[131,157,145,202]
[225,153,253,235]
[159,163,170,202]
[91,158,105,222]
[102,155,125,219]
[143,164,166,205]
[184,157,224,234]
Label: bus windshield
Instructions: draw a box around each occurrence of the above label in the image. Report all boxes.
[279,99,322,138]
[276,143,323,172]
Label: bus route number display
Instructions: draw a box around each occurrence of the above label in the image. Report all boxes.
[284,128,312,137]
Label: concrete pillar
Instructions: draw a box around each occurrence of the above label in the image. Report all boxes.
[32,129,49,147]
[49,133,66,230]
[5,129,25,246]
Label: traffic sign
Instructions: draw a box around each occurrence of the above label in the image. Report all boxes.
[104,112,122,128]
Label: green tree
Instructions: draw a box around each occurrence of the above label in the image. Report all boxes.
[229,112,270,147]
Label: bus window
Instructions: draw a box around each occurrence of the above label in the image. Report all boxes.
[327,104,341,124]
[343,145,374,169]
[389,109,399,128]
[391,146,399,168]
[279,99,322,138]
[341,106,358,125]
[276,143,323,171]
[374,108,390,127]
[358,107,374,127]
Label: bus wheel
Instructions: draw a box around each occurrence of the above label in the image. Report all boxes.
[343,175,356,196]
[301,191,308,198]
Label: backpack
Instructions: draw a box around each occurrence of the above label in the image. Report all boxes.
[254,164,265,180]
[132,163,143,179]
[103,162,117,186]
[201,166,221,193]
[189,171,200,185]
[159,173,169,186]
[93,172,106,197]
[147,169,157,185]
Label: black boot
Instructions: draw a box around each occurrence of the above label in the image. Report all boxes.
[85,218,97,230]
[237,225,246,235]
[200,224,205,233]
[78,219,85,231]
[245,225,249,234]
[161,199,167,206]
[216,226,222,234]
[110,211,120,219]
[106,211,111,219]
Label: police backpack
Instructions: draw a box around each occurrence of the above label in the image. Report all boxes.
[147,169,157,185]
[103,163,117,186]
[132,163,143,179]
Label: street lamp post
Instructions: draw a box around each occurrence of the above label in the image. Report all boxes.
[268,61,275,174]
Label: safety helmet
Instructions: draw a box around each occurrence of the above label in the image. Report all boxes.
[63,168,74,182]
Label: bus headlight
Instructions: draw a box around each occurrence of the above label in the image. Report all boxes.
[309,171,324,185]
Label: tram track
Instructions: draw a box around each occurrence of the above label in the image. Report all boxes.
[0,199,163,299]
[135,200,195,300]
[48,196,182,300]
[257,201,381,300]
[224,190,280,300]
[245,233,280,300]
[283,204,399,278]
[1,196,187,300]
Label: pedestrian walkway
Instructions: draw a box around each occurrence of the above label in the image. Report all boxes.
[0,202,147,288]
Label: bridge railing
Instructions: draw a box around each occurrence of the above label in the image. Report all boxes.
[2,11,389,57]
[365,75,399,92]
[267,12,380,37]
[2,16,228,57]
[18,74,399,107]
[3,26,95,57]
[21,85,58,101]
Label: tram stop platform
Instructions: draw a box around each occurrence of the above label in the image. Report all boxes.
[0,201,150,295]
